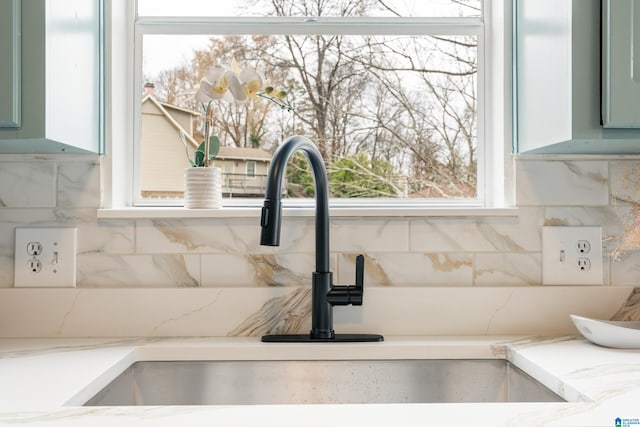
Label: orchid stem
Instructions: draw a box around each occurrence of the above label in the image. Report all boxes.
[203,101,213,167]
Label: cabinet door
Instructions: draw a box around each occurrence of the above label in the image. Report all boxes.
[602,0,640,128]
[0,0,104,154]
[514,0,640,154]
[45,0,104,153]
[0,0,21,128]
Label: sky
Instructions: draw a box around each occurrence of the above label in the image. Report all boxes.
[139,1,238,77]
[138,0,480,78]
[143,36,211,79]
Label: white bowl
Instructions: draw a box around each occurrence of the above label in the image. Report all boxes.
[570,314,640,349]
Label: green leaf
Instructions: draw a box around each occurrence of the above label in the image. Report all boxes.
[194,136,220,167]
[193,148,204,168]
[207,135,220,159]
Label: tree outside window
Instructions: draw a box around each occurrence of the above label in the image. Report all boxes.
[138,0,481,201]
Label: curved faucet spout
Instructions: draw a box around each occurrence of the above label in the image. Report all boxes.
[260,136,329,273]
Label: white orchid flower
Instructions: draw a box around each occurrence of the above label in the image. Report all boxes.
[195,80,216,102]
[195,57,290,110]
[226,71,248,105]
[195,65,230,102]
[239,68,264,99]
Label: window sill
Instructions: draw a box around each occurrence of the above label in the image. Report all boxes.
[97,206,519,219]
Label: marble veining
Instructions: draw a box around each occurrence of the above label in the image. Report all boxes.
[148,219,230,252]
[0,338,149,359]
[248,254,313,286]
[77,254,200,287]
[0,161,57,207]
[0,287,633,337]
[148,292,224,336]
[474,253,541,286]
[154,255,199,287]
[475,221,527,252]
[228,287,311,336]
[340,253,391,285]
[611,287,640,321]
[496,336,577,361]
[563,362,640,402]
[484,290,516,334]
[57,161,101,208]
[515,160,609,206]
[611,161,640,204]
[338,252,473,286]
[56,292,82,335]
[3,156,640,293]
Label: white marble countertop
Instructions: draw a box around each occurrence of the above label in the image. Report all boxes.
[0,336,638,426]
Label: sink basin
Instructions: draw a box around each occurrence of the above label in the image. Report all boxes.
[84,359,563,405]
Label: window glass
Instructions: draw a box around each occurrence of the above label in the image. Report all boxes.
[247,161,257,177]
[136,0,482,204]
[137,0,481,18]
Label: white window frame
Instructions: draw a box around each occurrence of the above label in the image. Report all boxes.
[102,0,513,217]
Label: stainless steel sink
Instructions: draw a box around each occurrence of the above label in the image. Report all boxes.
[84,359,563,405]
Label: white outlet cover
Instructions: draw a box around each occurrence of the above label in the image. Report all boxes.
[14,227,77,288]
[542,226,602,285]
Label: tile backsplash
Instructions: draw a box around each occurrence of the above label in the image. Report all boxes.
[1,155,640,289]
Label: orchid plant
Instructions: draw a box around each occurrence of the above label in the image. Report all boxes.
[181,57,292,167]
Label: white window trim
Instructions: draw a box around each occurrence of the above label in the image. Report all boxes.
[100,0,514,219]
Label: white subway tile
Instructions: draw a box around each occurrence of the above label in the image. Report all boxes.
[0,162,56,207]
[610,160,640,203]
[331,220,409,252]
[57,160,101,208]
[474,253,541,286]
[337,252,473,286]
[77,254,200,287]
[516,160,608,206]
[411,208,543,253]
[201,253,318,287]
[136,218,314,254]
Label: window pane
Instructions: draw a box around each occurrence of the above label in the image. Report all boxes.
[137,0,481,18]
[139,32,477,200]
[247,161,256,177]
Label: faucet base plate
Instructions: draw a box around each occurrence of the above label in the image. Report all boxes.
[261,334,384,343]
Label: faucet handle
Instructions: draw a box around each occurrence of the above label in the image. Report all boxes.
[350,254,364,306]
[326,254,365,306]
[355,254,364,292]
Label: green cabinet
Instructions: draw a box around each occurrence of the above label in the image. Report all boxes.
[602,0,640,128]
[0,0,20,128]
[513,0,640,154]
[0,0,103,154]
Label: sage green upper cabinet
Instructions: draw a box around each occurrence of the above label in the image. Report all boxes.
[514,0,640,154]
[0,0,20,128]
[0,0,103,154]
[602,0,640,128]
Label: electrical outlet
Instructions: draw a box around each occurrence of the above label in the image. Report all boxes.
[27,259,42,273]
[14,227,77,288]
[577,240,591,254]
[542,226,602,285]
[576,258,591,271]
[27,242,43,256]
